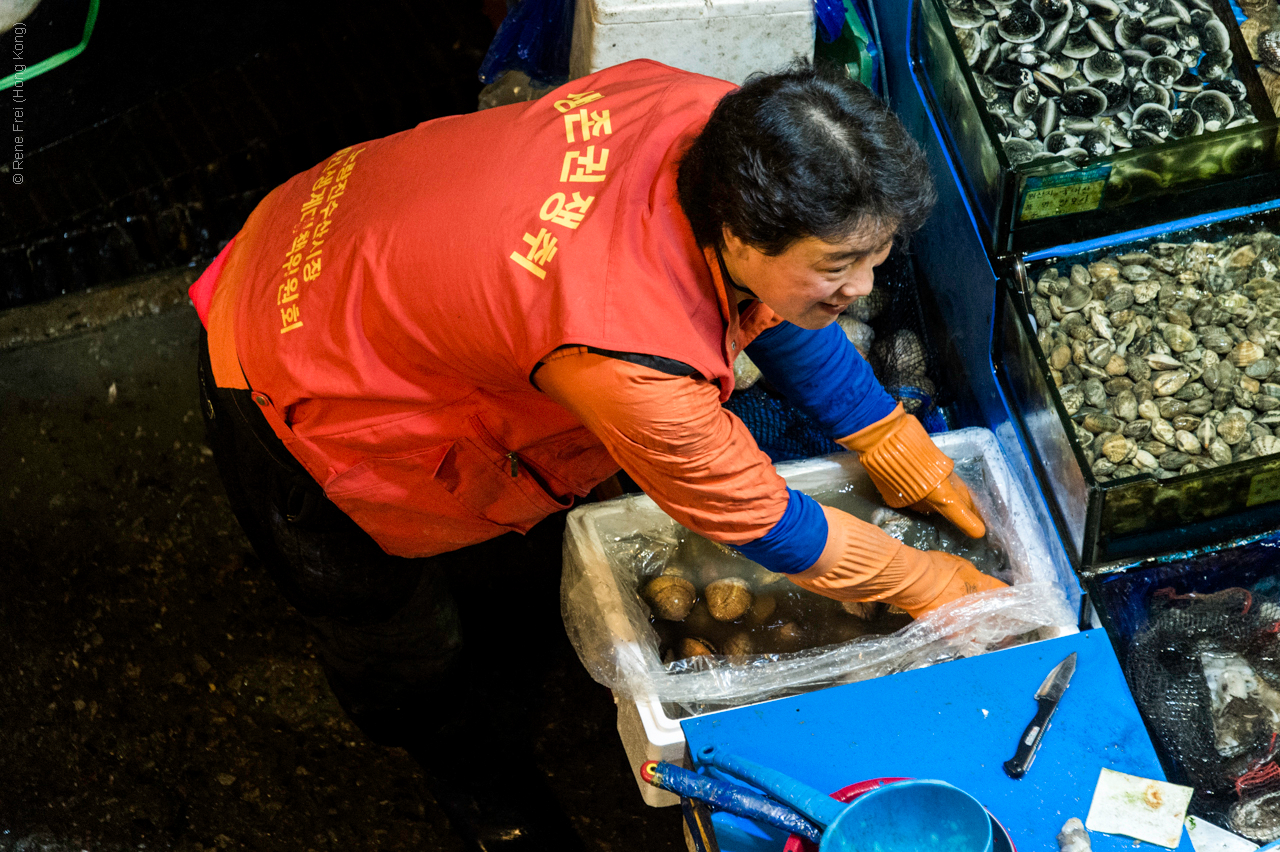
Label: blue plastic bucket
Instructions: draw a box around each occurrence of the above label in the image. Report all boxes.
[823,779,993,852]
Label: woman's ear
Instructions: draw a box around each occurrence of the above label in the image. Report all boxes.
[720,226,748,263]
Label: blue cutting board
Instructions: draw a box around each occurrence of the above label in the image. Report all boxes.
[681,629,1194,851]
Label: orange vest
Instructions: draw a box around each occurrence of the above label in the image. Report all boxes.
[201,60,768,557]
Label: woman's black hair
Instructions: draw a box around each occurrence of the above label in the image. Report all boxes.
[677,60,936,255]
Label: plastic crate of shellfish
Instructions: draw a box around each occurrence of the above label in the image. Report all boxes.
[996,202,1280,570]
[914,0,1280,256]
[1083,532,1280,843]
[560,430,1078,806]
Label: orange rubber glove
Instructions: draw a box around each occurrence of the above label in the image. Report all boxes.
[787,506,1007,617]
[838,403,986,538]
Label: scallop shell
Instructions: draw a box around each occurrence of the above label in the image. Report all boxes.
[1252,435,1280,457]
[720,632,754,657]
[746,593,778,625]
[705,578,753,622]
[642,575,696,621]
[846,288,885,323]
[1102,433,1137,463]
[677,637,717,659]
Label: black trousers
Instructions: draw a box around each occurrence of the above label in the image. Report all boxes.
[197,331,464,746]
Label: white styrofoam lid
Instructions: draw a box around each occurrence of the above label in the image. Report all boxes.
[586,0,812,26]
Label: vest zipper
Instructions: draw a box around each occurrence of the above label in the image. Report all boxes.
[506,451,519,478]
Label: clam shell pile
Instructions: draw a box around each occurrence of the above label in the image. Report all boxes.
[1030,228,1280,483]
[945,0,1261,167]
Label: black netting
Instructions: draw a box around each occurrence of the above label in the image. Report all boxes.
[725,247,950,463]
[1124,585,1280,840]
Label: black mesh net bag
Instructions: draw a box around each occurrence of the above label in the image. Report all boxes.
[1125,586,1280,840]
[724,247,949,463]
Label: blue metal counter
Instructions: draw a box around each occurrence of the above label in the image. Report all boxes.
[681,630,1193,851]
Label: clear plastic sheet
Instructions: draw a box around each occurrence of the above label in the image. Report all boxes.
[561,431,1077,720]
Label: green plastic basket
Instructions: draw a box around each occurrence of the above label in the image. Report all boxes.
[1,0,99,91]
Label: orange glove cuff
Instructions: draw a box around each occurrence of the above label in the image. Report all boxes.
[837,402,908,453]
[837,404,953,509]
[786,506,960,610]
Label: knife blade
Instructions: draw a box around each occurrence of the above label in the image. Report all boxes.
[1003,651,1077,779]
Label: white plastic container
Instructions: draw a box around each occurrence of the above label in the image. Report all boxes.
[569,0,815,85]
[561,428,1080,806]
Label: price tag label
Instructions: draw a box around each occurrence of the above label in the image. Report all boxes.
[1247,468,1280,507]
[1018,165,1112,221]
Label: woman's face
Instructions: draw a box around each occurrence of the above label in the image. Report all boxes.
[720,224,895,330]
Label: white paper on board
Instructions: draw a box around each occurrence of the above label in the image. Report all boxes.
[1085,768,1195,848]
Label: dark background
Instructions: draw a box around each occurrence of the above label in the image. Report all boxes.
[0,0,500,309]
[0,3,694,850]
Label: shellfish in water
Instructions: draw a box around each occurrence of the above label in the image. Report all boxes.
[642,575,696,621]
[948,0,1261,166]
[1032,228,1280,483]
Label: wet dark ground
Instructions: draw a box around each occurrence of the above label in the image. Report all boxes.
[0,277,688,851]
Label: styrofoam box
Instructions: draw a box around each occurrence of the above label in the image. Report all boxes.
[563,427,1079,806]
[569,0,815,85]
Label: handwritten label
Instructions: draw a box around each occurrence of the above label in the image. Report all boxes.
[1018,165,1112,221]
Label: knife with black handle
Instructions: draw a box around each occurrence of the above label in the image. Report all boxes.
[1004,651,1077,780]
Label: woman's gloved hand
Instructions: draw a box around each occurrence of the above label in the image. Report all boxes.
[837,403,986,538]
[787,505,1007,617]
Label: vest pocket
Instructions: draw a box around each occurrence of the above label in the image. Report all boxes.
[446,415,574,526]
